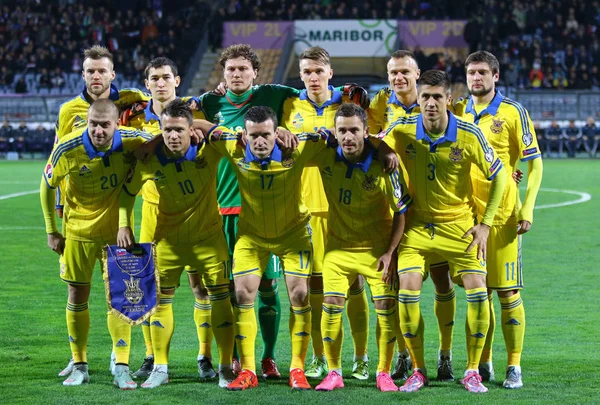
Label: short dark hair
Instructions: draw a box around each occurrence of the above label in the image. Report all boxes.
[417,70,452,94]
[390,49,418,65]
[299,46,331,66]
[244,106,278,130]
[88,99,119,120]
[334,103,367,128]
[161,99,193,126]
[464,51,500,75]
[219,44,261,71]
[144,57,178,79]
[83,45,113,65]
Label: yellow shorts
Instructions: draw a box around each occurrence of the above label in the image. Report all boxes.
[139,201,158,243]
[233,222,313,279]
[398,221,486,284]
[485,222,523,290]
[322,248,397,301]
[157,232,230,290]
[309,213,328,276]
[60,239,108,285]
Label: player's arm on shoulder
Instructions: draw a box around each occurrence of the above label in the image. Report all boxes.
[204,124,239,157]
[116,88,151,108]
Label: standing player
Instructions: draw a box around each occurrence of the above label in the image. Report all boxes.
[312,103,411,392]
[368,50,457,381]
[119,57,218,380]
[454,51,543,389]
[55,45,149,378]
[280,47,371,380]
[194,106,335,391]
[40,100,153,388]
[382,70,507,393]
[117,100,234,389]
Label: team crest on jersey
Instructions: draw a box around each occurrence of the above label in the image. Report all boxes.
[78,165,91,176]
[522,132,533,146]
[45,163,53,178]
[490,119,504,134]
[214,111,225,125]
[281,156,295,168]
[195,156,207,169]
[73,115,86,128]
[292,112,304,129]
[405,144,416,160]
[449,146,464,162]
[153,170,166,182]
[362,174,376,191]
[321,166,333,177]
[484,148,494,163]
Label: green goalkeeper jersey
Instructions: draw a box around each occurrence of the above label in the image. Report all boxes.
[199,85,300,214]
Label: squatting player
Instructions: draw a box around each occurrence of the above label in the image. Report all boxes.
[381,70,507,393]
[119,57,218,380]
[368,50,457,382]
[117,100,234,389]
[454,50,543,389]
[311,103,411,392]
[280,46,371,380]
[40,100,153,389]
[55,45,149,378]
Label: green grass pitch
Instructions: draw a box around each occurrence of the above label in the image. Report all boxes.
[0,159,598,404]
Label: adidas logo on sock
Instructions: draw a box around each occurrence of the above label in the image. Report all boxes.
[323,337,334,343]
[199,322,211,328]
[505,318,521,326]
[235,334,246,340]
[217,321,233,328]
[294,331,309,337]
[68,335,76,343]
[116,339,128,347]
[387,337,397,344]
[403,333,417,338]
[471,332,486,338]
[151,321,165,328]
[445,321,455,327]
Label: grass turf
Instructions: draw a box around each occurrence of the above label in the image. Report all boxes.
[0,158,598,404]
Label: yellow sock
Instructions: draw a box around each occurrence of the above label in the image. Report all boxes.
[480,293,495,363]
[66,301,90,363]
[233,302,257,372]
[150,294,175,365]
[375,307,398,374]
[107,312,132,365]
[434,288,456,352]
[309,287,325,358]
[141,320,153,357]
[347,285,369,358]
[398,290,425,370]
[194,298,213,358]
[321,303,344,371]
[500,292,525,366]
[208,288,234,366]
[465,288,490,370]
[289,304,311,370]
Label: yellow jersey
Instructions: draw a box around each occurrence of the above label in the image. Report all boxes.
[368,87,421,134]
[42,126,153,242]
[313,144,412,251]
[382,112,503,224]
[280,86,344,214]
[122,97,206,206]
[454,91,541,225]
[207,125,330,239]
[121,142,222,245]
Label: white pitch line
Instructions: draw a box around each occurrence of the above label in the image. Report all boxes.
[534,188,592,210]
[0,189,39,200]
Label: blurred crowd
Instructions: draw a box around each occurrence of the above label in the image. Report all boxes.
[0,0,207,94]
[0,119,54,158]
[537,118,600,157]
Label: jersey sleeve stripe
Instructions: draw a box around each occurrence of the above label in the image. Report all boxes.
[456,121,491,151]
[50,137,83,166]
[383,116,418,136]
[502,99,531,136]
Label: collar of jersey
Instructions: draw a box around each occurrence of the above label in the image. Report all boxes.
[387,92,419,113]
[82,128,123,159]
[416,111,458,148]
[299,86,342,115]
[80,83,120,103]
[244,141,282,167]
[156,142,198,166]
[144,99,162,124]
[335,142,374,173]
[465,90,503,123]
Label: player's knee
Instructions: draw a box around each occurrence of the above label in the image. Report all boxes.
[374,299,395,311]
[287,281,309,306]
[460,273,486,290]
[192,286,209,300]
[68,284,90,304]
[323,296,345,307]
[399,272,423,290]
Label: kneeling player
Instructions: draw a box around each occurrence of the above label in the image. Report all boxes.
[117,100,234,389]
[310,103,411,392]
